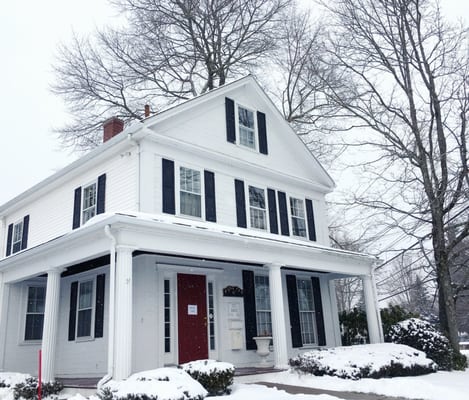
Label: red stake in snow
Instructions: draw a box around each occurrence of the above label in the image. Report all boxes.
[38,349,42,400]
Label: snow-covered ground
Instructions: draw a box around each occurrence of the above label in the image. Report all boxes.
[1,347,467,400]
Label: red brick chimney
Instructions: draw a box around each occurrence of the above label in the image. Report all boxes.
[103,117,124,142]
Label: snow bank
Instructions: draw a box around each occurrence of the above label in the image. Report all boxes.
[289,343,436,379]
[103,367,207,400]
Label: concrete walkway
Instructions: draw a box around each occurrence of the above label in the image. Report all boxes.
[254,381,418,400]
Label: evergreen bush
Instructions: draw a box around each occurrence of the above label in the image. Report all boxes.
[387,318,467,370]
[13,377,63,400]
[180,360,234,396]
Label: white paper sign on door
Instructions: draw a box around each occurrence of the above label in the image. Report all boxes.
[188,304,198,315]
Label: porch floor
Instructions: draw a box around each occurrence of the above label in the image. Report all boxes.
[57,367,283,389]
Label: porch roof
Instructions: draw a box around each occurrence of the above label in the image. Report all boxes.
[0,212,377,283]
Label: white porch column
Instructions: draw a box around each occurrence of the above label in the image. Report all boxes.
[362,274,382,344]
[42,268,62,382]
[267,263,289,369]
[0,273,9,371]
[113,245,134,380]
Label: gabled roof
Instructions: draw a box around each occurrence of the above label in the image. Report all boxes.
[0,75,334,215]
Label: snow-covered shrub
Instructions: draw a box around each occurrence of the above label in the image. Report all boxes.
[289,343,436,380]
[386,318,467,370]
[101,368,207,400]
[13,377,63,400]
[180,360,234,396]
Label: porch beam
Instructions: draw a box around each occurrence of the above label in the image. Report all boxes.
[362,274,383,343]
[267,263,289,368]
[113,245,134,380]
[42,268,63,382]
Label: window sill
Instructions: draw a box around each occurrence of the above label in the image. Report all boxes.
[75,336,95,343]
[19,340,42,346]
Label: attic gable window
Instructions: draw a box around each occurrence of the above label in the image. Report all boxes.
[238,106,256,149]
[225,97,268,154]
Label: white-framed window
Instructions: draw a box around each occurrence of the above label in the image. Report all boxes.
[249,186,267,230]
[12,220,24,254]
[179,166,202,218]
[82,182,97,224]
[238,105,256,149]
[77,280,94,338]
[290,197,307,237]
[254,275,272,336]
[296,278,317,345]
[24,286,45,341]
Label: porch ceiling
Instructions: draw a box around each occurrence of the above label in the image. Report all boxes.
[0,212,376,283]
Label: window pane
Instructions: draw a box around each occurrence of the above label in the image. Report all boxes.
[297,279,316,345]
[255,275,272,336]
[180,167,202,217]
[290,198,307,237]
[79,281,93,309]
[13,222,23,242]
[27,287,46,313]
[238,107,255,149]
[82,183,97,223]
[238,107,254,129]
[77,309,92,337]
[25,314,44,341]
[180,192,201,217]
[249,186,266,230]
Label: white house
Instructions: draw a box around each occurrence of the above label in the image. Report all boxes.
[0,76,383,383]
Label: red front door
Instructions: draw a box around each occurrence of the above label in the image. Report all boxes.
[177,273,208,364]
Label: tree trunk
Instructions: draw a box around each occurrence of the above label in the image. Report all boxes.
[433,227,460,352]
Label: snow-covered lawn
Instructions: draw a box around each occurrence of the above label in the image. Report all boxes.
[1,346,467,400]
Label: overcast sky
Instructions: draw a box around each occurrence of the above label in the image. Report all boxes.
[0,0,467,205]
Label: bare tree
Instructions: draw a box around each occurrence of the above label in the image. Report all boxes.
[53,0,289,151]
[318,0,469,355]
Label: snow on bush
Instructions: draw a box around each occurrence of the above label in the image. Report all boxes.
[386,318,467,370]
[180,359,235,395]
[289,343,437,380]
[100,367,207,400]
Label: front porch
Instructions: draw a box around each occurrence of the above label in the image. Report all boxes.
[0,213,383,382]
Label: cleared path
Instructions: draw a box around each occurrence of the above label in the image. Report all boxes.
[254,381,421,400]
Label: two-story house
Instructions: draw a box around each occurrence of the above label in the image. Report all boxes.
[0,76,383,383]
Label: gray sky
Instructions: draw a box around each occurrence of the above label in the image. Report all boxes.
[0,0,467,205]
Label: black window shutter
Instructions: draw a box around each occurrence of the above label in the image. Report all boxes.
[305,199,317,241]
[6,223,13,256]
[72,187,82,229]
[267,189,278,234]
[257,111,268,155]
[311,277,326,346]
[21,215,29,250]
[162,159,175,214]
[97,174,106,215]
[277,191,290,236]
[95,274,105,338]
[68,281,78,341]
[204,170,217,222]
[242,270,257,350]
[225,97,236,143]
[234,179,247,228]
[286,275,303,348]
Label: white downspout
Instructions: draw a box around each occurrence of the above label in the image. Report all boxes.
[99,225,117,387]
